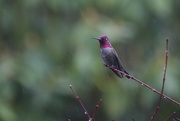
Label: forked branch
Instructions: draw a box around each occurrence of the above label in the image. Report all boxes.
[69,85,102,121]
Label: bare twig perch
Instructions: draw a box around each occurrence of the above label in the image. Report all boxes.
[105,39,180,106]
[107,66,180,106]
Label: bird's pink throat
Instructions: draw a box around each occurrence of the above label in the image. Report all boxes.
[100,41,112,48]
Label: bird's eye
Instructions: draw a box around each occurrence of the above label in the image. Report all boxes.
[105,38,108,40]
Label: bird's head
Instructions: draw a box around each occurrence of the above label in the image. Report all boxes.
[93,35,112,48]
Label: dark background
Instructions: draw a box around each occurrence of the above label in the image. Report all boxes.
[0,0,180,121]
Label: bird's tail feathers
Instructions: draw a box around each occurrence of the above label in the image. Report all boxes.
[118,68,130,79]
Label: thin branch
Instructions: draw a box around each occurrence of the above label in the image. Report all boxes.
[106,67,180,106]
[70,85,102,121]
[92,99,102,120]
[150,38,169,120]
[69,85,91,120]
[164,112,176,121]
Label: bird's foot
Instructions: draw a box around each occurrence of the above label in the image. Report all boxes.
[103,64,114,69]
[103,64,109,67]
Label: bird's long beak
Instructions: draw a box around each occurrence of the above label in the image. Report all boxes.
[93,37,99,40]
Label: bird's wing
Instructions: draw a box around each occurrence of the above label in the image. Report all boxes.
[112,49,124,69]
[113,49,129,76]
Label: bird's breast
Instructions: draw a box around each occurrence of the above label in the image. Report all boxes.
[100,47,114,57]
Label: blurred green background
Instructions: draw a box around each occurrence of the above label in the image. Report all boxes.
[0,0,180,121]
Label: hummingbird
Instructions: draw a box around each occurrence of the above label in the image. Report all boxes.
[94,35,129,78]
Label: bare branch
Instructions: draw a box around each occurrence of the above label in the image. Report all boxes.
[69,85,91,120]
[150,38,169,120]
[106,66,180,106]
[164,112,176,121]
[70,85,102,121]
[92,99,102,120]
